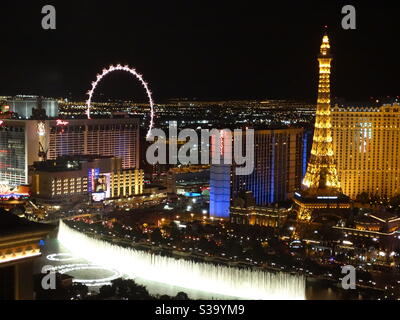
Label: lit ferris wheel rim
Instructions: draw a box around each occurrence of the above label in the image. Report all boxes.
[86,64,154,137]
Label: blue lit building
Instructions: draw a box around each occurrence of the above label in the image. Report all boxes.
[209,163,231,218]
[302,129,313,179]
[232,128,304,206]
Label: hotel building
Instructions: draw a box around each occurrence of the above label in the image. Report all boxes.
[30,155,144,202]
[230,205,290,228]
[232,128,305,205]
[4,95,58,119]
[331,104,400,200]
[209,127,305,218]
[209,163,231,218]
[0,118,140,187]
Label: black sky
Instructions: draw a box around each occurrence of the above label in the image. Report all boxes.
[0,0,399,102]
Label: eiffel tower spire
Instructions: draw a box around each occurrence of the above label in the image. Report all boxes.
[302,31,341,193]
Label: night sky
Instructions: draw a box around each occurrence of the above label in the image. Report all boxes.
[0,1,399,102]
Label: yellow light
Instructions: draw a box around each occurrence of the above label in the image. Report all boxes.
[0,251,41,264]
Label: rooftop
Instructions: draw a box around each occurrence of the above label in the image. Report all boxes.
[31,155,116,172]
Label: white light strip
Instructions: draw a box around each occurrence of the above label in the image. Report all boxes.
[45,263,121,287]
[47,253,77,262]
[0,252,41,264]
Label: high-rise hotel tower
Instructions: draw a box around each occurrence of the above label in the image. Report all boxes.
[232,128,304,206]
[0,118,140,187]
[331,104,400,200]
[209,128,305,219]
[293,31,350,222]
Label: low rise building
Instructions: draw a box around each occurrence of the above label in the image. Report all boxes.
[0,213,54,299]
[29,155,143,203]
[230,206,289,228]
[333,211,400,255]
[230,190,289,227]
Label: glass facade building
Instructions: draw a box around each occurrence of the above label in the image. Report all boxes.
[232,128,304,206]
[0,123,26,186]
[209,127,305,218]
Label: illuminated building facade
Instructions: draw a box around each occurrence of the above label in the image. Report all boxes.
[0,118,140,187]
[333,211,400,247]
[47,118,140,169]
[230,206,289,228]
[0,122,26,186]
[209,127,305,218]
[30,155,144,202]
[209,131,231,218]
[110,169,144,198]
[209,163,231,218]
[293,32,350,222]
[232,128,304,206]
[0,213,53,299]
[331,104,400,200]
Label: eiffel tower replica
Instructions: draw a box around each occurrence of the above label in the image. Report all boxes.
[293,30,350,223]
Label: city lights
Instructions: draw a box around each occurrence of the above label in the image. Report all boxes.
[1,2,400,305]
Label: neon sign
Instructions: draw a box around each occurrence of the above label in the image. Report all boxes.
[56,119,69,126]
